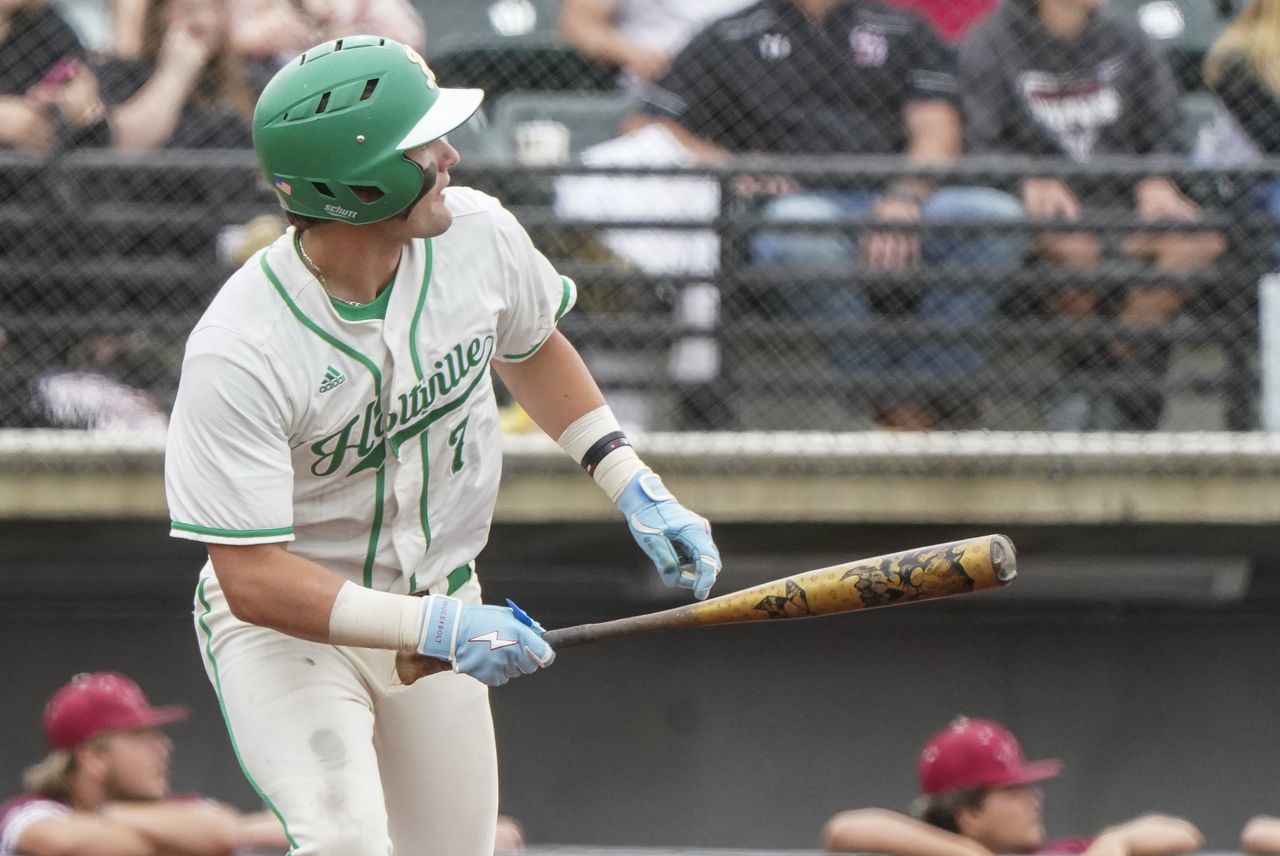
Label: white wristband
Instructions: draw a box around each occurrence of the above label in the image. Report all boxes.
[556,405,647,502]
[328,580,424,651]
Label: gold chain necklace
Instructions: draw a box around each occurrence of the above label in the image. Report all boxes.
[294,231,368,307]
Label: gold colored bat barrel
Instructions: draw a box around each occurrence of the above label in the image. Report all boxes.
[543,534,1015,649]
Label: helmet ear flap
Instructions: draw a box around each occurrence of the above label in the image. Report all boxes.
[350,185,385,203]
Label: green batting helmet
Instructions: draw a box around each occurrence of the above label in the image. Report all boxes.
[253,35,483,225]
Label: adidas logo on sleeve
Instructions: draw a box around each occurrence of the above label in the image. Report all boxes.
[319,366,346,393]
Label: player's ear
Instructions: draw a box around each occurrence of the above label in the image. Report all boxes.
[953,796,987,838]
[71,737,110,778]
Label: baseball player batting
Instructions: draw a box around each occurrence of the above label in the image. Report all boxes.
[164,36,720,856]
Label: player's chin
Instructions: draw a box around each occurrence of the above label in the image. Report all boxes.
[410,200,453,238]
[129,778,168,801]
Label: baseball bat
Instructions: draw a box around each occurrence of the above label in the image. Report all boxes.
[395,533,1015,685]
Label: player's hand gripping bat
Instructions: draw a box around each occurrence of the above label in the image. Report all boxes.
[396,534,1015,685]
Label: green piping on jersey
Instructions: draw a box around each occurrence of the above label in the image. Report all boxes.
[261,253,386,588]
[197,578,299,852]
[446,563,472,594]
[502,275,575,360]
[408,563,472,595]
[409,241,435,551]
[171,521,294,538]
[408,238,434,380]
[554,275,574,321]
[418,431,432,550]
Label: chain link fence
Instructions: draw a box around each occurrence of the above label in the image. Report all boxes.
[2,0,1279,441]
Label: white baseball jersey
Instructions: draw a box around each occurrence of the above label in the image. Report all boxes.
[166,186,575,594]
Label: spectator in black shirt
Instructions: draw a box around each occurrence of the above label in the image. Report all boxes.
[1204,0,1280,266]
[0,0,108,150]
[98,0,253,149]
[961,0,1227,430]
[634,0,1027,430]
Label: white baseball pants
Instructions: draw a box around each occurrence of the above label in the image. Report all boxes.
[194,569,498,856]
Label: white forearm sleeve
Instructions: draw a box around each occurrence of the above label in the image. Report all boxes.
[328,581,424,651]
[556,405,647,502]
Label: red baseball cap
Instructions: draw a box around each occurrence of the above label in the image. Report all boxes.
[918,717,1062,796]
[42,672,189,750]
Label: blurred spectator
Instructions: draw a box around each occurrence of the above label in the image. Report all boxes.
[960,0,1227,430]
[822,717,1204,856]
[96,0,253,150]
[1243,816,1280,854]
[228,0,425,94]
[632,0,1026,430]
[0,0,109,151]
[495,813,526,852]
[111,0,147,55]
[559,0,755,95]
[33,367,168,431]
[884,0,997,42]
[50,0,147,54]
[0,671,289,856]
[1203,0,1280,265]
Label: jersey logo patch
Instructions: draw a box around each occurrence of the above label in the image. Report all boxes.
[319,365,346,393]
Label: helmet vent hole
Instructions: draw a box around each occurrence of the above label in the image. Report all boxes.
[312,182,336,198]
[315,92,331,113]
[360,79,379,101]
[350,185,385,203]
[378,38,385,46]
[334,39,344,51]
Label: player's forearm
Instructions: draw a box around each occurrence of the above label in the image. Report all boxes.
[1242,816,1280,854]
[206,542,345,641]
[209,543,425,653]
[232,811,290,852]
[1089,815,1203,856]
[104,802,238,856]
[493,330,607,439]
[15,814,157,856]
[822,808,991,856]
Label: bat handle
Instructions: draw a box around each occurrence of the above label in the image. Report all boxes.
[543,625,592,649]
[394,651,451,685]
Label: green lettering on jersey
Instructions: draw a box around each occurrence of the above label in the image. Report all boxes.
[308,334,496,478]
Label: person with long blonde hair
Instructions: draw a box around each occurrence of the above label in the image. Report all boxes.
[1203,0,1280,265]
[0,672,288,856]
[1204,0,1280,154]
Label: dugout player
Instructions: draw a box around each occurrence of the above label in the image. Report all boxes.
[822,717,1202,856]
[163,35,721,856]
[0,671,288,856]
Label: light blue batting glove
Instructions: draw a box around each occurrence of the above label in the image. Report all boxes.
[417,596,555,687]
[615,470,721,599]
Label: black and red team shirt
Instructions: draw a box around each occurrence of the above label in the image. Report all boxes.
[638,0,959,155]
[958,2,1187,163]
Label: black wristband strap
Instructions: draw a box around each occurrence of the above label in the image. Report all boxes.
[580,431,631,475]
